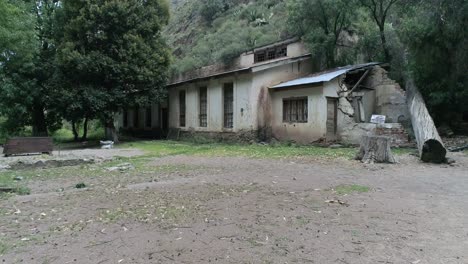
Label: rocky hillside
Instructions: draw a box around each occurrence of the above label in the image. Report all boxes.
[164,0,290,74]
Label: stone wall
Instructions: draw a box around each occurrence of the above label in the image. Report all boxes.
[340,123,411,146]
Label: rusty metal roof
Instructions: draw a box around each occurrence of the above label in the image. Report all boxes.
[271,62,381,89]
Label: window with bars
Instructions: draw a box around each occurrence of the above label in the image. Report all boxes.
[123,109,128,128]
[179,90,186,127]
[283,98,308,123]
[254,45,288,63]
[223,83,234,129]
[133,107,139,128]
[199,87,208,127]
[145,107,152,128]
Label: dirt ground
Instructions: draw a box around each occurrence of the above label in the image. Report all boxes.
[1,148,467,264]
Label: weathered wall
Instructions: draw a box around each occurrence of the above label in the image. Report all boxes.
[252,59,313,132]
[270,85,329,144]
[340,123,410,146]
[116,103,163,138]
[364,66,409,123]
[168,74,253,133]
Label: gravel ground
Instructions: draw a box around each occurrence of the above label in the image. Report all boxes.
[0,151,467,264]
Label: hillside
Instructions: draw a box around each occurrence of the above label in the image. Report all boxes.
[164,0,291,75]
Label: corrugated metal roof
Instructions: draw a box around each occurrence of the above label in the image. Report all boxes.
[271,62,381,89]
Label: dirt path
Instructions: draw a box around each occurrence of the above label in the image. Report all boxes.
[1,153,467,264]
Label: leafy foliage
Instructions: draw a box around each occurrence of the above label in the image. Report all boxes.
[399,0,468,125]
[165,0,290,75]
[56,0,171,139]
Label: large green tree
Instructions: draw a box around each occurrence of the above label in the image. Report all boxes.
[56,0,171,141]
[0,0,61,136]
[287,0,354,69]
[399,0,468,126]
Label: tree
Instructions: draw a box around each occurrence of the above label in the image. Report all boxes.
[56,0,171,142]
[287,0,354,69]
[398,0,468,126]
[357,0,399,62]
[0,0,61,136]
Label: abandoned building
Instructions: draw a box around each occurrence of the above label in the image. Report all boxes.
[117,38,411,145]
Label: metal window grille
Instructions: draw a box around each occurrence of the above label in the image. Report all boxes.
[123,110,128,128]
[133,107,139,128]
[283,98,308,123]
[179,91,186,127]
[199,87,208,127]
[145,107,152,128]
[254,45,288,63]
[223,83,234,128]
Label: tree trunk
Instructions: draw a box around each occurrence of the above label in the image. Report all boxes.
[379,26,391,62]
[32,105,48,137]
[406,78,447,163]
[104,119,119,143]
[81,117,88,141]
[71,120,79,142]
[356,135,396,164]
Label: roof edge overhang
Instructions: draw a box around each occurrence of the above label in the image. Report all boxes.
[167,54,313,88]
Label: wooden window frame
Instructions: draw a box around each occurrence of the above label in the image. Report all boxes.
[199,87,208,128]
[223,83,234,129]
[179,90,186,127]
[283,97,308,123]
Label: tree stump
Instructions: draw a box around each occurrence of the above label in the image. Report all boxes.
[356,135,396,164]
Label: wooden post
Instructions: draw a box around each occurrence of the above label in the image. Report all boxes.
[406,78,447,163]
[356,135,396,164]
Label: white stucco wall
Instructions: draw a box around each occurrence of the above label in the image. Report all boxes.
[168,74,253,132]
[270,78,342,144]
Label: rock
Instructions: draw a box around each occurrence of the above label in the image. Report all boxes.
[438,125,454,137]
[106,163,135,172]
[13,176,23,181]
[446,157,456,164]
[329,144,343,149]
[0,164,11,170]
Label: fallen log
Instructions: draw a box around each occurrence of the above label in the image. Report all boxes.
[356,135,396,164]
[406,78,447,163]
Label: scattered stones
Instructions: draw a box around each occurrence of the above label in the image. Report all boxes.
[7,158,96,170]
[106,163,135,172]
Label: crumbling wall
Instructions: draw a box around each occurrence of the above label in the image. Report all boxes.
[364,66,409,123]
[340,123,411,146]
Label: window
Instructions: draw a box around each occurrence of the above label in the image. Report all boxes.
[133,107,139,128]
[179,90,186,127]
[283,98,308,123]
[123,109,128,128]
[223,83,234,128]
[254,45,288,63]
[199,87,207,127]
[145,107,152,128]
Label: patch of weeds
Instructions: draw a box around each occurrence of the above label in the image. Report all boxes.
[75,183,86,189]
[118,141,357,160]
[0,239,10,255]
[13,187,31,195]
[392,147,417,156]
[295,216,310,226]
[334,184,370,195]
